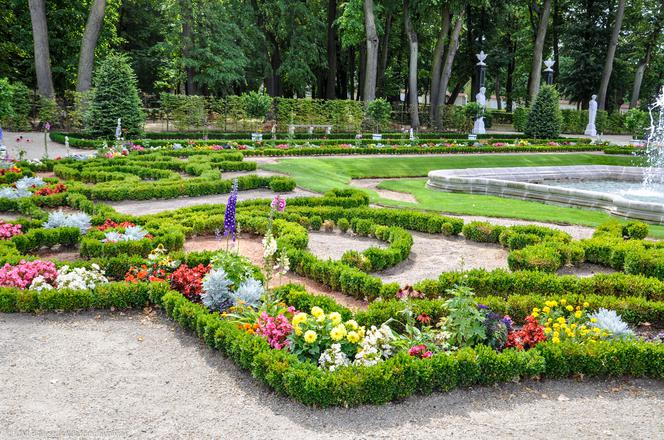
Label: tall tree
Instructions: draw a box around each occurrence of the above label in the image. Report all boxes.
[403,0,419,128]
[76,0,107,92]
[28,0,55,98]
[430,3,451,121]
[435,9,464,127]
[527,0,552,103]
[363,0,379,101]
[629,0,663,107]
[597,0,626,109]
[179,0,196,94]
[325,0,338,99]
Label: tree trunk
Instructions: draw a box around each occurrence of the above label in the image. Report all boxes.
[494,73,502,110]
[358,44,366,100]
[28,0,55,98]
[349,47,356,99]
[363,0,379,101]
[76,0,106,93]
[447,80,463,105]
[403,0,419,128]
[180,0,195,95]
[325,0,337,99]
[552,0,560,83]
[506,40,516,112]
[435,10,464,127]
[597,0,626,110]
[377,11,393,95]
[528,0,552,103]
[628,0,663,108]
[430,3,451,122]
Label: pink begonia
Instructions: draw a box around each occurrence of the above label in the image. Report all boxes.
[0,260,58,289]
[0,221,22,239]
[256,312,293,350]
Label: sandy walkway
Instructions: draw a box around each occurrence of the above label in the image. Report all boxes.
[1,311,662,440]
[109,187,317,216]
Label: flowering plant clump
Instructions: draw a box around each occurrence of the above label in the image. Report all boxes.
[124,245,180,283]
[223,179,238,242]
[0,260,58,289]
[34,183,67,196]
[396,284,424,300]
[532,299,609,343]
[15,176,46,190]
[288,306,369,368]
[0,220,22,239]
[354,324,397,366]
[256,311,294,349]
[480,306,513,350]
[169,263,211,302]
[505,315,547,350]
[0,165,21,175]
[408,344,433,359]
[96,219,137,231]
[271,195,286,212]
[30,264,108,291]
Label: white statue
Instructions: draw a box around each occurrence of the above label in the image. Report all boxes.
[585,95,598,137]
[115,118,122,140]
[409,128,414,141]
[473,87,487,135]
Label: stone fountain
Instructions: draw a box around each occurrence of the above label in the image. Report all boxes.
[642,87,664,190]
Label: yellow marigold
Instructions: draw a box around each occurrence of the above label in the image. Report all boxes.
[566,305,574,312]
[560,299,567,305]
[304,330,317,344]
[583,302,590,308]
[545,301,554,308]
[575,311,582,319]
[570,323,577,329]
[294,324,303,336]
[543,307,551,314]
[316,314,326,323]
[557,317,566,324]
[346,330,360,344]
[532,312,540,318]
[553,331,560,338]
[330,324,347,341]
[311,306,324,318]
[292,313,308,326]
[345,320,359,330]
[544,327,552,334]
[590,317,598,323]
[593,327,601,334]
[551,301,558,307]
[532,307,540,313]
[552,337,561,344]
[329,312,342,326]
[601,331,609,338]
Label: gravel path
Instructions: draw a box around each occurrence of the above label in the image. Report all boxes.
[1,311,663,440]
[2,131,90,160]
[109,188,317,216]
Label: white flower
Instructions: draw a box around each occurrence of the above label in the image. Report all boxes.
[353,324,396,366]
[262,233,277,260]
[318,343,351,371]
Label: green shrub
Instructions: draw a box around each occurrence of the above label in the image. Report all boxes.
[513,107,530,132]
[242,91,272,120]
[337,218,350,233]
[309,216,322,231]
[624,108,649,138]
[524,85,562,138]
[365,98,392,132]
[624,248,664,280]
[85,52,145,138]
[508,244,562,272]
[462,221,505,243]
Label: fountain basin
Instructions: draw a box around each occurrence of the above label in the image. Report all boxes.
[427,165,664,224]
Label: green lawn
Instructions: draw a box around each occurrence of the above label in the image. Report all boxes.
[260,153,664,238]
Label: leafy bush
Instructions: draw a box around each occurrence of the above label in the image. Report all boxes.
[463,221,505,243]
[85,53,145,138]
[513,107,530,132]
[309,216,322,231]
[365,98,392,132]
[525,85,562,138]
[624,108,649,138]
[337,218,350,233]
[242,91,272,120]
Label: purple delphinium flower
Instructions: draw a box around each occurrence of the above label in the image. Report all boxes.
[477,304,488,310]
[271,195,286,212]
[223,179,238,240]
[501,315,513,332]
[44,122,51,131]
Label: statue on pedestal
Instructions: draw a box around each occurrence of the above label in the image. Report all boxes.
[473,87,487,135]
[585,95,598,137]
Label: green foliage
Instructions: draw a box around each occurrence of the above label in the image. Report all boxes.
[624,108,649,138]
[242,91,271,120]
[444,285,486,347]
[525,85,562,138]
[462,221,505,243]
[365,99,392,132]
[0,78,13,121]
[85,53,145,138]
[513,107,530,132]
[162,94,208,130]
[38,97,59,128]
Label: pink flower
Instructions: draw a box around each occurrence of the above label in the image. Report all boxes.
[0,260,58,289]
[256,312,293,349]
[408,344,433,359]
[0,221,22,239]
[271,195,286,212]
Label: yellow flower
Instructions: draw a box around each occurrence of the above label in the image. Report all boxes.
[547,318,553,323]
[545,301,554,308]
[583,302,590,308]
[593,328,601,334]
[560,299,567,305]
[329,312,342,326]
[575,311,582,319]
[311,306,324,318]
[590,317,597,323]
[544,327,552,334]
[330,324,347,341]
[566,305,574,312]
[570,323,577,329]
[553,331,560,338]
[316,314,326,323]
[601,331,609,338]
[346,330,360,344]
[292,312,308,326]
[551,301,558,307]
[345,320,358,330]
[542,307,551,314]
[294,324,303,336]
[532,312,540,318]
[552,337,561,344]
[557,317,566,324]
[304,330,317,344]
[532,307,540,313]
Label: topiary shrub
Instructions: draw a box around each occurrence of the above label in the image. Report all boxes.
[524,85,562,138]
[242,91,272,121]
[365,98,392,133]
[513,107,530,132]
[85,53,145,138]
[309,216,322,231]
[624,108,649,139]
[462,221,505,243]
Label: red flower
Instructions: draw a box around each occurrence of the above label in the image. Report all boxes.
[416,312,432,325]
[505,315,547,350]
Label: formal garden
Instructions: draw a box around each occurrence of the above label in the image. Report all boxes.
[2,0,664,436]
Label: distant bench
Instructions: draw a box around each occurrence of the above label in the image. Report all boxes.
[287,124,332,135]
